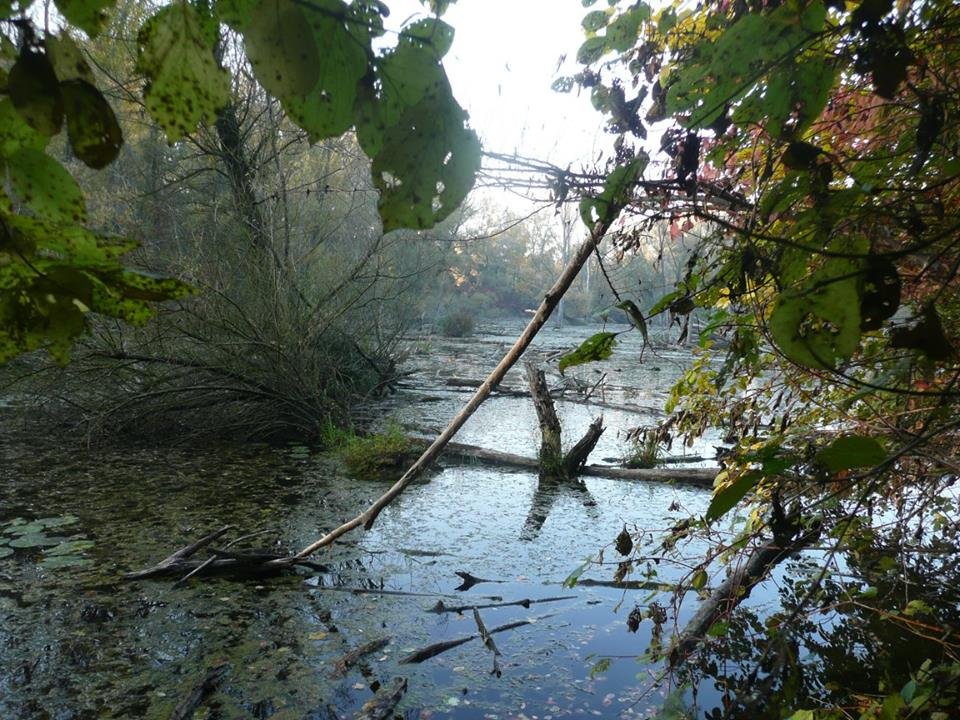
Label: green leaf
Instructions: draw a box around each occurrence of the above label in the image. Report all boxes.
[242,0,321,98]
[768,262,862,369]
[7,148,86,223]
[580,153,648,227]
[577,36,607,64]
[706,469,761,521]
[617,300,648,345]
[563,559,591,588]
[589,658,611,678]
[366,84,481,231]
[45,33,96,84]
[136,1,230,141]
[0,98,49,158]
[54,0,116,37]
[558,332,618,374]
[605,5,648,52]
[61,80,123,169]
[9,533,63,548]
[816,435,886,472]
[582,10,608,32]
[401,17,456,58]
[8,49,64,137]
[691,568,708,590]
[707,621,729,637]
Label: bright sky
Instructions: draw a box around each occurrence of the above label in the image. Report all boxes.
[391,0,611,210]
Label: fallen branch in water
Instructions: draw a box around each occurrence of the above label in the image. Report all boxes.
[669,524,821,665]
[399,615,552,664]
[473,608,503,677]
[355,677,407,720]
[278,213,622,564]
[124,525,233,580]
[171,662,229,720]
[330,636,391,678]
[428,595,575,614]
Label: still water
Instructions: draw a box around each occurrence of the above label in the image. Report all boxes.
[1,323,725,719]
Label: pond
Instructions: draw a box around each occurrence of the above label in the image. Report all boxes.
[1,322,728,719]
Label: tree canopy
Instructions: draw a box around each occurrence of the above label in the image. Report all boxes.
[0,0,479,362]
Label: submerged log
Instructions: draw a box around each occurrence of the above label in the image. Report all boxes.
[171,662,229,720]
[355,677,407,720]
[330,636,391,678]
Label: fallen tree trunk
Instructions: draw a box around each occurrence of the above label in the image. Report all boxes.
[281,212,621,564]
[669,525,821,665]
[435,440,716,486]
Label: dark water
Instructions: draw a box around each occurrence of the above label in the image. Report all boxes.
[1,323,724,719]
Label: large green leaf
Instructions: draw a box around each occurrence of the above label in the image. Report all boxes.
[0,99,48,158]
[136,1,230,141]
[558,332,618,374]
[355,16,477,230]
[45,33,96,84]
[61,80,123,169]
[8,49,64,137]
[6,148,86,223]
[369,90,481,231]
[53,0,116,37]
[706,470,761,521]
[243,0,321,98]
[816,435,887,472]
[768,261,862,369]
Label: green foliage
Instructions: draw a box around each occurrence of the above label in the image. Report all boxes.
[816,436,886,472]
[438,309,475,338]
[0,0,480,364]
[558,331,618,374]
[136,1,230,142]
[337,423,417,480]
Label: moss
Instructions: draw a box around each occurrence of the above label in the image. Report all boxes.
[336,422,417,480]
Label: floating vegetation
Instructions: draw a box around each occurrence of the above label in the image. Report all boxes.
[0,514,93,568]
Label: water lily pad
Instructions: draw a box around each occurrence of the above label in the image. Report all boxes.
[7,522,46,536]
[40,555,92,569]
[0,547,13,559]
[8,534,63,548]
[44,540,94,556]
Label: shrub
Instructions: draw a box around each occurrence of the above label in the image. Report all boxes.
[338,422,418,480]
[439,310,475,338]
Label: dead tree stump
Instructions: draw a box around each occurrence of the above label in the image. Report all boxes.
[524,362,604,481]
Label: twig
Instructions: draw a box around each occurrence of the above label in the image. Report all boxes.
[473,608,503,677]
[399,615,553,664]
[428,595,575,614]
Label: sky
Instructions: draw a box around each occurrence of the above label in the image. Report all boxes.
[389,0,611,211]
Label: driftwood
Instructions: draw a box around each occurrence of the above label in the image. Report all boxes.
[330,636,391,678]
[399,616,548,664]
[355,677,407,720]
[124,526,233,580]
[171,662,229,720]
[669,525,821,665]
[124,528,322,581]
[283,212,621,563]
[428,595,575,614]
[473,608,503,677]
